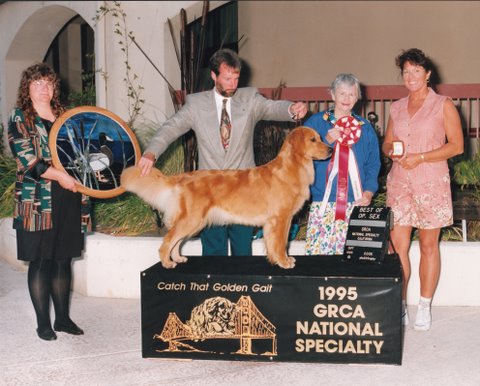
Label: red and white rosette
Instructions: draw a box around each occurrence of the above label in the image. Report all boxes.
[337,116,362,145]
[320,116,363,221]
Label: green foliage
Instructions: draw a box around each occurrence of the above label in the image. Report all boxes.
[451,151,480,240]
[441,225,464,241]
[94,1,145,127]
[454,151,480,193]
[91,138,184,235]
[65,2,186,235]
[372,191,386,207]
[92,193,158,235]
[0,123,4,153]
[156,137,185,176]
[465,221,480,241]
[0,135,184,234]
[66,57,98,108]
[130,122,184,176]
[0,153,16,218]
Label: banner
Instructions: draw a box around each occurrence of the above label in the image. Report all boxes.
[141,255,403,365]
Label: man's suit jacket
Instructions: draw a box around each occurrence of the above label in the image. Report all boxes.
[145,87,293,170]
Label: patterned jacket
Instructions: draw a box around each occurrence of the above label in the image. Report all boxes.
[8,108,90,232]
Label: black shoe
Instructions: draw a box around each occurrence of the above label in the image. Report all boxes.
[53,320,84,335]
[36,327,57,341]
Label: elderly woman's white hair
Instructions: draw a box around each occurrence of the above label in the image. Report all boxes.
[330,73,362,100]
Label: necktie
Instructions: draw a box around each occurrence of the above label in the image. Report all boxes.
[220,98,231,150]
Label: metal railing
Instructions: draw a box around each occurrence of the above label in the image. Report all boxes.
[258,84,480,137]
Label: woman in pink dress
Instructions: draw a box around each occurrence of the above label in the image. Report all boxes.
[382,48,463,331]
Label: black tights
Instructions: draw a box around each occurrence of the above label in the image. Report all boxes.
[28,258,73,330]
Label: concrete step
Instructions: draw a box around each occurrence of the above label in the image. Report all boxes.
[1,218,479,306]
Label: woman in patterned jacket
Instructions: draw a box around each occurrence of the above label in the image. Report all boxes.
[8,63,90,341]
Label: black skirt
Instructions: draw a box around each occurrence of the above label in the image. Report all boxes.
[16,181,84,261]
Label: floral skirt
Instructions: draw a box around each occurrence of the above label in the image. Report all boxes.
[305,201,354,255]
[386,172,453,229]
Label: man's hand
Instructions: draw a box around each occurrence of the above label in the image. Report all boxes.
[138,152,156,177]
[289,102,308,120]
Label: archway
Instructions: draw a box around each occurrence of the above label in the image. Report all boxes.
[3,4,95,131]
[44,14,95,105]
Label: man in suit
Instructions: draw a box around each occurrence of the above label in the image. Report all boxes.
[138,48,308,257]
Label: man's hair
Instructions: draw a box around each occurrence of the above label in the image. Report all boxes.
[209,48,242,75]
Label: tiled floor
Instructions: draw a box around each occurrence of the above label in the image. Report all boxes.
[1,257,479,386]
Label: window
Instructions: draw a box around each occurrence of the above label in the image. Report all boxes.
[185,1,238,92]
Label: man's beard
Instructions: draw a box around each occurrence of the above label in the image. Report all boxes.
[216,84,236,98]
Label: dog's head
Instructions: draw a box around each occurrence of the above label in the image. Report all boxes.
[284,126,332,161]
[120,166,166,208]
[121,166,163,189]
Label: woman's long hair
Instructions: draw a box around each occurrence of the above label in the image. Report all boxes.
[16,62,65,125]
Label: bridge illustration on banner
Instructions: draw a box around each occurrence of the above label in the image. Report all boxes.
[153,295,277,356]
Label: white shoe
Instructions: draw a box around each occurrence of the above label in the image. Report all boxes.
[414,304,431,331]
[402,307,410,326]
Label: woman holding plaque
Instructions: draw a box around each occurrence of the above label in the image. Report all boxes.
[8,63,90,341]
[382,48,463,331]
[304,73,381,255]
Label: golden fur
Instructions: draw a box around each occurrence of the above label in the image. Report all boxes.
[121,126,331,269]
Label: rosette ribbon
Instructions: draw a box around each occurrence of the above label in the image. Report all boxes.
[319,116,363,220]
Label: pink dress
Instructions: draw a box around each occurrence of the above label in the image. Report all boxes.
[386,88,453,229]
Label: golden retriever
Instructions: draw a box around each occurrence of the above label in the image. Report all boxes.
[120,126,331,269]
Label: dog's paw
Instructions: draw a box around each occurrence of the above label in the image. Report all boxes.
[171,255,188,264]
[160,259,177,269]
[277,256,296,269]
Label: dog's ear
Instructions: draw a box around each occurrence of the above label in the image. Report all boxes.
[282,127,303,154]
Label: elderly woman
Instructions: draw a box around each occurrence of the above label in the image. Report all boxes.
[304,73,381,255]
[382,49,463,331]
[8,63,90,341]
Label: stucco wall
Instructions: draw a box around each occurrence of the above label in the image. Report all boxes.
[98,0,203,130]
[1,1,479,146]
[238,1,480,87]
[0,1,98,147]
[0,0,202,142]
